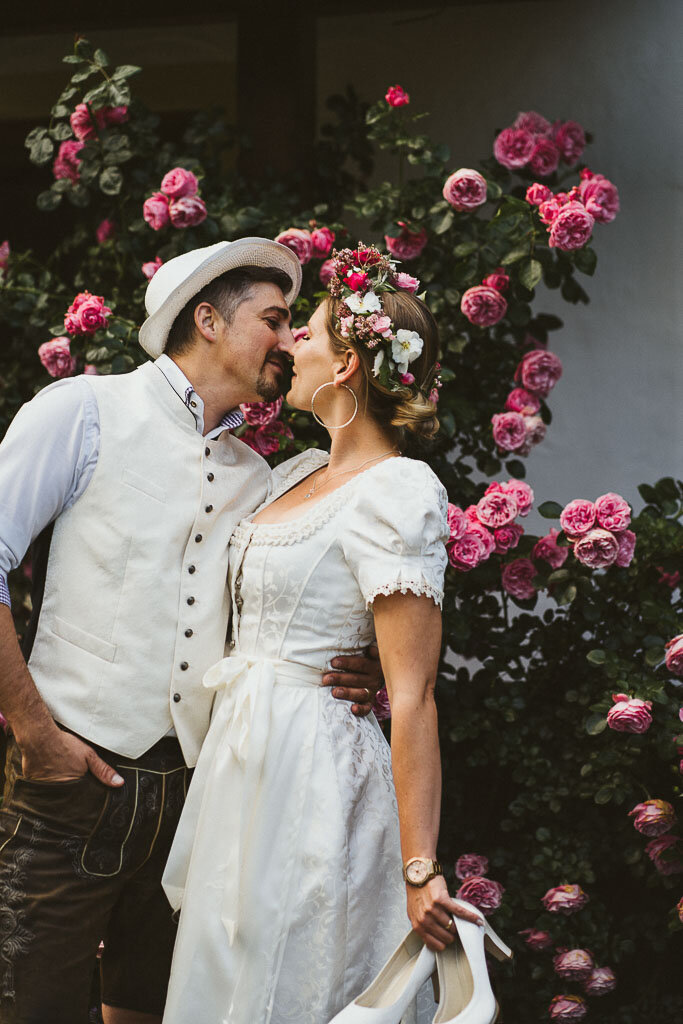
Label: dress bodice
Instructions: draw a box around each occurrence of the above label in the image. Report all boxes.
[227,449,449,672]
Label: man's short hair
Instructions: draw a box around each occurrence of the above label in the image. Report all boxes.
[164,265,293,357]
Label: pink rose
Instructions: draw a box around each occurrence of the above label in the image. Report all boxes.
[240,419,293,457]
[658,568,680,588]
[541,884,589,915]
[629,799,676,837]
[346,271,369,292]
[501,558,536,600]
[292,326,309,343]
[539,197,564,226]
[447,504,468,542]
[595,492,631,531]
[514,111,552,136]
[518,928,553,951]
[367,314,392,338]
[492,411,526,452]
[169,195,208,229]
[38,337,76,378]
[275,228,313,265]
[573,528,619,569]
[372,686,391,722]
[143,192,171,231]
[160,167,199,200]
[103,105,128,126]
[476,491,518,528]
[319,259,336,286]
[645,834,683,876]
[579,173,620,224]
[142,256,163,280]
[494,524,523,554]
[442,168,488,211]
[614,529,636,568]
[461,286,507,327]
[96,219,115,244]
[549,202,594,250]
[482,269,509,293]
[526,182,554,206]
[553,120,586,166]
[384,223,428,262]
[553,949,594,982]
[493,127,535,169]
[455,854,489,880]
[385,84,409,107]
[515,349,563,397]
[505,388,541,415]
[560,499,596,537]
[0,240,9,275]
[549,995,587,1021]
[240,397,283,427]
[53,140,83,183]
[501,479,534,516]
[533,529,568,569]
[455,876,504,916]
[606,693,653,734]
[83,364,98,375]
[64,291,112,335]
[529,139,560,177]
[311,227,335,258]
[395,272,420,293]
[665,635,683,676]
[466,520,496,559]
[447,533,488,572]
[70,102,101,141]
[519,415,547,454]
[584,967,616,996]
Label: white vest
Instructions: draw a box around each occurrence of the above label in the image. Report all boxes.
[28,361,270,765]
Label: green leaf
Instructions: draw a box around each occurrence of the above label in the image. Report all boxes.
[99,166,123,195]
[36,189,62,212]
[644,646,665,667]
[638,483,658,504]
[63,55,84,64]
[30,137,55,165]
[71,68,96,84]
[486,180,502,200]
[538,500,563,519]
[587,649,607,665]
[51,104,70,118]
[433,210,454,235]
[585,713,608,735]
[82,83,109,106]
[112,64,141,81]
[93,48,110,67]
[594,785,613,804]
[25,126,47,146]
[50,122,73,141]
[548,569,571,583]
[500,247,529,266]
[453,241,478,258]
[518,259,543,291]
[574,246,597,276]
[506,459,525,478]
[556,583,577,606]
[67,184,90,207]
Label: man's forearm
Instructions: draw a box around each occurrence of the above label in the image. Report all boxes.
[0,604,54,745]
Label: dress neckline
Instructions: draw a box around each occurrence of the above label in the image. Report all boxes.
[247,453,407,530]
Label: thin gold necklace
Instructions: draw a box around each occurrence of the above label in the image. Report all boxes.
[303,450,400,500]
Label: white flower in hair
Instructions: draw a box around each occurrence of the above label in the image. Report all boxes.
[346,290,382,315]
[392,329,424,374]
[372,350,385,377]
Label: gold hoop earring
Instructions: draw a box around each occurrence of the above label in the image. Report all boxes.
[310,382,358,430]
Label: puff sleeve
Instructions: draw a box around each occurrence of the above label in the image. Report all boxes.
[342,458,449,609]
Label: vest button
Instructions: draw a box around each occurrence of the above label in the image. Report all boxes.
[205,447,211,457]
[195,534,202,543]
[205,505,213,513]
[207,473,215,482]
[188,565,196,574]
[187,596,195,605]
[173,692,182,702]
[185,628,193,637]
[180,661,189,671]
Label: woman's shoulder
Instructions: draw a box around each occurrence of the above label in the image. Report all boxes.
[269,447,330,497]
[349,456,449,540]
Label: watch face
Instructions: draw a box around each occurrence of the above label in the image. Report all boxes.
[406,860,429,885]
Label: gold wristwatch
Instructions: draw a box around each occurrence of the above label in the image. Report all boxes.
[403,857,443,887]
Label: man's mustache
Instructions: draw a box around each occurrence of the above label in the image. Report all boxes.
[264,353,290,374]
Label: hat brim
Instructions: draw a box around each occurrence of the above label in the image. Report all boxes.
[138,237,303,358]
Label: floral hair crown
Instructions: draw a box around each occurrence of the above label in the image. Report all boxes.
[326,244,441,401]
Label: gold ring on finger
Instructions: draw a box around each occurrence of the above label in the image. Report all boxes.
[363,687,371,700]
[446,918,454,932]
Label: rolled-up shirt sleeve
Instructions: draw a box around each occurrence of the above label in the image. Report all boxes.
[0,377,99,607]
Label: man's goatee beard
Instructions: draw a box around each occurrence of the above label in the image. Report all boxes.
[255,371,283,404]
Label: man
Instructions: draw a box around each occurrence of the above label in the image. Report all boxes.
[0,239,382,1024]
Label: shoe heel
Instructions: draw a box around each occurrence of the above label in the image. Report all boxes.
[483,923,513,962]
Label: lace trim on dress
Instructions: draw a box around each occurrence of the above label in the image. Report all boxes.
[231,489,348,547]
[364,578,444,609]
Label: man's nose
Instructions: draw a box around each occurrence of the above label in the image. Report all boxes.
[274,326,296,355]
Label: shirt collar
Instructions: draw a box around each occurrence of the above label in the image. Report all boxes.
[155,354,244,438]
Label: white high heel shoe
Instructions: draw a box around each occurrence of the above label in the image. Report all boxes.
[329,929,436,1023]
[432,900,513,1024]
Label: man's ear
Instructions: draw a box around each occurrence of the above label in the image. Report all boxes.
[194,302,220,343]
[334,348,360,386]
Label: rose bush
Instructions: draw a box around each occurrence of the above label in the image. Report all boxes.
[1,44,681,1022]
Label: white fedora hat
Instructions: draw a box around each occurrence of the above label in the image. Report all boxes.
[138,237,303,358]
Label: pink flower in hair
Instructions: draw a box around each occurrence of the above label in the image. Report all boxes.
[395,272,420,292]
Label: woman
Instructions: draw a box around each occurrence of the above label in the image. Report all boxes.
[161,246,481,1024]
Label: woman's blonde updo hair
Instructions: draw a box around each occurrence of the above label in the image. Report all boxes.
[324,289,440,441]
